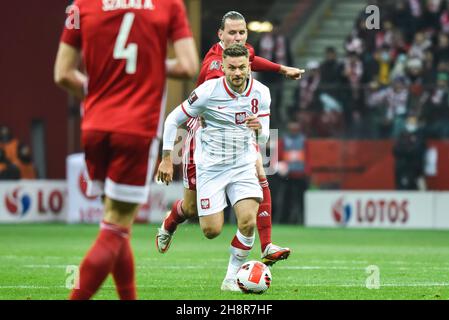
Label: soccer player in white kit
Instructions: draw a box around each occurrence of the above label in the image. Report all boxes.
[157,44,270,291]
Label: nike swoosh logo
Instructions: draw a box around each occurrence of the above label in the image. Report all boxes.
[218,106,227,109]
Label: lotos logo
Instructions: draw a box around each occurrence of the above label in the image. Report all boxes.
[332,197,409,226]
[78,171,98,200]
[332,197,352,225]
[5,188,32,217]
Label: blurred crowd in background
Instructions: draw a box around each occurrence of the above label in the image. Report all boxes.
[260,0,449,141]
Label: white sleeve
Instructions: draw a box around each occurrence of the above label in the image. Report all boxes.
[162,104,191,151]
[257,114,270,144]
[256,86,271,144]
[162,81,213,150]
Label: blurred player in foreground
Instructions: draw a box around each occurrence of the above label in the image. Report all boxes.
[158,44,271,291]
[157,11,304,266]
[54,0,198,300]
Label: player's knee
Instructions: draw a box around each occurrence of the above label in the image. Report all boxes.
[202,226,221,239]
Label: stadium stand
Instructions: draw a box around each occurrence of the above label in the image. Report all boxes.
[286,0,449,140]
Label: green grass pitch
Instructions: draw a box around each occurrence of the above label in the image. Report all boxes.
[0,223,448,300]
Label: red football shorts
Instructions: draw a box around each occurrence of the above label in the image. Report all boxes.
[82,130,158,204]
[182,128,197,190]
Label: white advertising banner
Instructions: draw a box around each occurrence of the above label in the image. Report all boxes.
[0,180,67,222]
[66,153,184,224]
[305,191,436,229]
[434,193,449,229]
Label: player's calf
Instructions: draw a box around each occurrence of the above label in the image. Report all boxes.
[181,198,198,219]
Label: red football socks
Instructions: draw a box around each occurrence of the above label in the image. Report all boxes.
[257,179,272,252]
[112,236,136,300]
[163,199,186,233]
[69,221,133,300]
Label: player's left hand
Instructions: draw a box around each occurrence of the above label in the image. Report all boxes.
[280,66,305,80]
[245,115,261,132]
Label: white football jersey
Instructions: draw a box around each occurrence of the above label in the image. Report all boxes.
[163,76,271,169]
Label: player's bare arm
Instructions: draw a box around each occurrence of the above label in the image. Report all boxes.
[279,65,305,80]
[160,93,202,185]
[157,150,174,185]
[54,43,87,100]
[166,38,199,79]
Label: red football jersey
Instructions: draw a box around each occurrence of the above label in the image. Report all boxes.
[196,42,256,86]
[61,0,192,138]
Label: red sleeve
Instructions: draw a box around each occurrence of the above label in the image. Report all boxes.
[169,0,193,42]
[252,56,281,73]
[246,44,256,62]
[204,64,224,81]
[60,2,82,48]
[197,57,224,85]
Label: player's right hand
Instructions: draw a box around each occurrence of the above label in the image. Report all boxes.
[280,66,305,80]
[157,159,173,185]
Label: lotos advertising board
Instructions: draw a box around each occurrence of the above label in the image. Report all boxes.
[0,180,66,222]
[305,191,437,229]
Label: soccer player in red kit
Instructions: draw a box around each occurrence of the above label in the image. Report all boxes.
[157,11,305,266]
[54,0,198,300]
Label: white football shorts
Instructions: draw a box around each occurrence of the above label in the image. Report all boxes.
[196,164,263,216]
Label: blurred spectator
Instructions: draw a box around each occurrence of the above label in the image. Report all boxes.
[393,116,427,190]
[408,31,432,60]
[367,75,410,138]
[433,32,449,66]
[390,53,408,79]
[421,0,444,33]
[0,125,19,163]
[256,20,293,125]
[408,0,424,36]
[299,60,321,111]
[406,57,426,114]
[391,0,414,42]
[421,72,449,137]
[422,49,437,84]
[375,19,396,50]
[293,60,321,135]
[439,3,449,33]
[15,143,37,179]
[277,121,309,224]
[0,148,20,180]
[345,33,363,56]
[373,45,393,87]
[342,51,364,126]
[320,47,343,103]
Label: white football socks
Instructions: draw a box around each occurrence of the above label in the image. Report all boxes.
[225,230,255,280]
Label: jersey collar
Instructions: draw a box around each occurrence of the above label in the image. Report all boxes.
[223,75,254,98]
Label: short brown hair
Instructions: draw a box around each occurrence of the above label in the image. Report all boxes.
[222,43,249,59]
